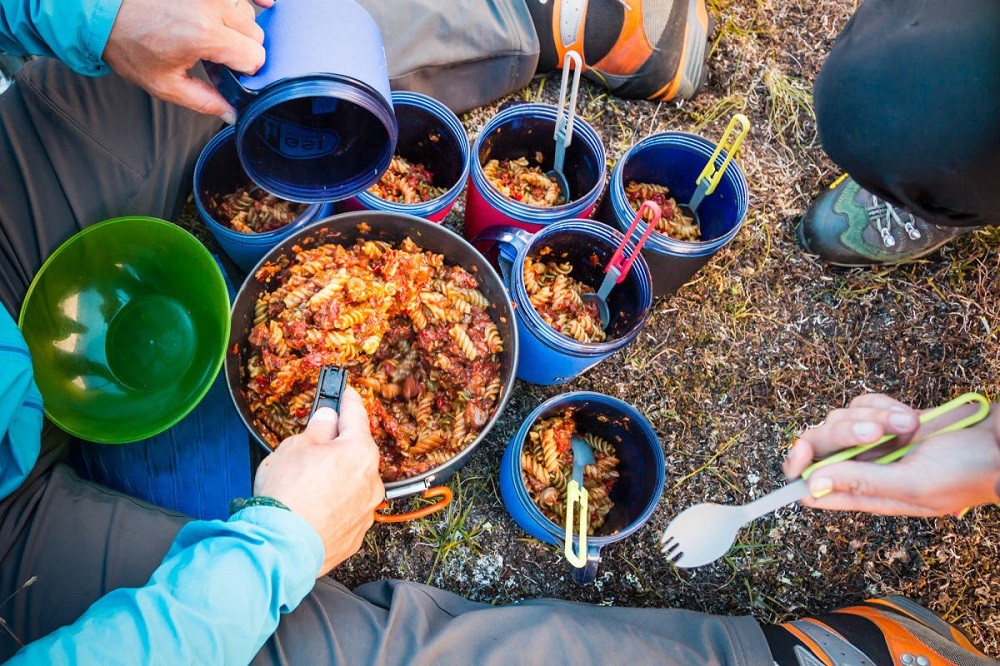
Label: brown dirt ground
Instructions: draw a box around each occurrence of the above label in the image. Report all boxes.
[180,0,1000,656]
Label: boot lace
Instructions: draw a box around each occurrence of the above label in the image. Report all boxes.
[865,194,921,248]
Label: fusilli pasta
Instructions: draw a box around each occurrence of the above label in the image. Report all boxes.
[368,156,447,204]
[523,257,606,343]
[520,411,620,535]
[245,235,504,482]
[624,180,701,241]
[206,183,308,233]
[483,157,565,207]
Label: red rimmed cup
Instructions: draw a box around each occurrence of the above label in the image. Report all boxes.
[464,103,607,240]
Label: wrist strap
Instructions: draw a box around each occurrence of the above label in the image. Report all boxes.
[229,496,291,516]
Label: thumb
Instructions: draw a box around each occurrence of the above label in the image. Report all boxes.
[335,386,373,440]
[304,406,339,443]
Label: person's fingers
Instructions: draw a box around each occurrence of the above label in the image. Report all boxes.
[782,438,815,479]
[804,408,919,454]
[201,31,266,75]
[153,73,236,120]
[846,393,912,411]
[252,0,275,7]
[801,461,931,513]
[222,1,266,44]
[801,490,937,516]
[336,386,374,440]
[304,406,340,442]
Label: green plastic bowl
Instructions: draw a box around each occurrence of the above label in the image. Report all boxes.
[18,216,231,444]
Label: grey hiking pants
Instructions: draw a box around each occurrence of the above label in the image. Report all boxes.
[0,52,772,666]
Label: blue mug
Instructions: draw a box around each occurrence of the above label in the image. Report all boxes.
[205,0,397,203]
[499,392,666,584]
[601,131,749,296]
[475,219,653,385]
[193,126,334,272]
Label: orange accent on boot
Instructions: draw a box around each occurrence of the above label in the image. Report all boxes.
[590,2,653,76]
[835,606,969,664]
[695,0,709,29]
[865,599,987,657]
[552,0,589,68]
[781,622,836,666]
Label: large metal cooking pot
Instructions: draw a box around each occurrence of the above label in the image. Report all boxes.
[226,211,519,521]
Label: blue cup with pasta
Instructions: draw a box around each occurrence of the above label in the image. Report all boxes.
[339,91,470,223]
[194,126,334,272]
[499,391,665,584]
[600,130,749,297]
[474,219,653,385]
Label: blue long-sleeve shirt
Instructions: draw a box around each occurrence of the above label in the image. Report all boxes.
[0,0,120,75]
[1,299,324,664]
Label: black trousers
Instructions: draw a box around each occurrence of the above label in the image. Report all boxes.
[815,0,1000,228]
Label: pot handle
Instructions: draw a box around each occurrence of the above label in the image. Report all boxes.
[373,485,453,523]
[202,61,256,113]
[472,226,531,285]
[571,544,602,585]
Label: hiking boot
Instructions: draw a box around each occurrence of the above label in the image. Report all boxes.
[797,176,974,267]
[763,595,996,666]
[526,0,713,101]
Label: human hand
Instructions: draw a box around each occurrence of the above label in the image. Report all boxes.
[102,0,275,122]
[253,386,384,576]
[782,393,1000,516]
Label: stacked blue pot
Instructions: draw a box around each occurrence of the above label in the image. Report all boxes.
[194,126,333,273]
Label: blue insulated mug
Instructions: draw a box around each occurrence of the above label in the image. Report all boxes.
[205,0,397,203]
[602,132,749,296]
[341,91,471,222]
[499,392,666,584]
[475,219,653,385]
[194,126,333,272]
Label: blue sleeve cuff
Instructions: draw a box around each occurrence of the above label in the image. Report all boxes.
[0,0,123,76]
[227,505,326,599]
[81,0,122,75]
[0,311,42,501]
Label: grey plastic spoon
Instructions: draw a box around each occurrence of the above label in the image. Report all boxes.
[547,50,583,204]
[582,200,661,328]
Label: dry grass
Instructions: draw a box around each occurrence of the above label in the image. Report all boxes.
[181,0,1000,655]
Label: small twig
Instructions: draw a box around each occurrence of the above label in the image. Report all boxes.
[0,616,22,647]
[0,575,37,648]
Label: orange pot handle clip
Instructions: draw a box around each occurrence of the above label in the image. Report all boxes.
[374,486,453,523]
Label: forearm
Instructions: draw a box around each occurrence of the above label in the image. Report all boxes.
[0,0,121,75]
[9,506,323,665]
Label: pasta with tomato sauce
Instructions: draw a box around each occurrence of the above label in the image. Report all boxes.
[245,235,504,482]
[520,411,620,534]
